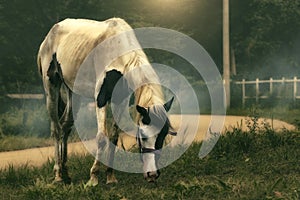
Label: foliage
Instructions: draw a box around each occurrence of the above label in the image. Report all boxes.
[1,0,299,93]
[231,0,300,79]
[0,104,49,137]
[0,129,299,199]
[0,0,105,92]
[0,102,82,152]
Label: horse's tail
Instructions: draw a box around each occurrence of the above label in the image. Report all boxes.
[37,23,59,77]
[37,49,43,76]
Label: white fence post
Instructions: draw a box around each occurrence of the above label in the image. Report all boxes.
[270,78,273,95]
[282,77,285,99]
[256,78,259,103]
[294,76,297,104]
[242,79,245,107]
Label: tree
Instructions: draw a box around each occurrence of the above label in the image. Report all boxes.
[0,0,222,92]
[1,0,299,94]
[0,0,105,92]
[231,0,300,78]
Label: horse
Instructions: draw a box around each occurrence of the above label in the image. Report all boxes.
[37,18,174,185]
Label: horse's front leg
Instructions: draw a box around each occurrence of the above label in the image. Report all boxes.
[106,123,119,184]
[86,106,107,187]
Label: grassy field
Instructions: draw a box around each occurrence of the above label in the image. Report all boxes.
[0,136,53,152]
[227,106,300,127]
[0,135,81,152]
[0,128,299,200]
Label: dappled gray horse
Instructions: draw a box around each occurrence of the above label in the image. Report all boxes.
[37,18,174,185]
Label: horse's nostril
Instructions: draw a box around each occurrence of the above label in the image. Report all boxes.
[147,171,155,178]
[144,171,161,182]
[145,172,157,182]
[156,170,160,179]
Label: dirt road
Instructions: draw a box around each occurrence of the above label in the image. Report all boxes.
[0,115,294,170]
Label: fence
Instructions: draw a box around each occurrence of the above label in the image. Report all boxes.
[5,78,300,108]
[235,77,300,106]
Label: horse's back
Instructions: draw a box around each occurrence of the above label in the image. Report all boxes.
[38,18,133,94]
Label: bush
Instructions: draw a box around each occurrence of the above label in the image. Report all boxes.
[0,105,49,137]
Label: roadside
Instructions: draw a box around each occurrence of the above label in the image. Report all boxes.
[0,115,295,169]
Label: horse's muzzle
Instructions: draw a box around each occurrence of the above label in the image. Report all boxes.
[144,170,160,182]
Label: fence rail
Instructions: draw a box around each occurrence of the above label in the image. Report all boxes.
[235,77,300,106]
[4,77,300,108]
[6,94,44,100]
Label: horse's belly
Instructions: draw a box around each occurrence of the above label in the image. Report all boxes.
[59,63,96,98]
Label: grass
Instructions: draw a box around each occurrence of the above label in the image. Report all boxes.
[0,104,299,199]
[0,105,49,137]
[0,134,81,152]
[0,136,53,152]
[227,106,300,126]
[0,129,299,200]
[0,104,84,152]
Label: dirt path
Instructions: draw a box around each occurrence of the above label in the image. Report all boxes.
[0,115,295,170]
[0,141,89,170]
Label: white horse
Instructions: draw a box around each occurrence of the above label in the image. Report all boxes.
[37,18,174,185]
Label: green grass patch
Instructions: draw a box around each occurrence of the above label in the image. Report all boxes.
[227,106,300,127]
[0,134,81,152]
[0,105,49,137]
[0,136,53,152]
[0,129,299,200]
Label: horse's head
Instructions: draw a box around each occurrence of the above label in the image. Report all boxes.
[136,97,174,182]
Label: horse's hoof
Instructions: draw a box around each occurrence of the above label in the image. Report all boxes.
[85,177,99,188]
[106,176,118,184]
[63,177,72,185]
[52,176,71,185]
[52,177,64,184]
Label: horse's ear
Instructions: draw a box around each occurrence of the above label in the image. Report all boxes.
[164,96,174,112]
[136,105,147,116]
[136,105,151,124]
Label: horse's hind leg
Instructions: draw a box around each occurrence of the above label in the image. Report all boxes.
[59,85,78,184]
[44,53,74,184]
[43,58,64,183]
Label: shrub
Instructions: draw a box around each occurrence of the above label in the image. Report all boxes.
[0,105,49,137]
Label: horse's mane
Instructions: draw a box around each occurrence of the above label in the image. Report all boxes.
[117,50,164,124]
[123,50,164,108]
